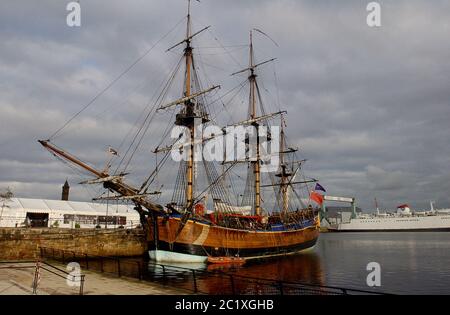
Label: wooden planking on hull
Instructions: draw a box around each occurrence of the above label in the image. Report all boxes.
[147,216,320,252]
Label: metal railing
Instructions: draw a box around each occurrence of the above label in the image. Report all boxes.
[0,260,85,295]
[39,247,391,295]
[39,261,85,295]
[40,247,144,280]
[143,261,388,295]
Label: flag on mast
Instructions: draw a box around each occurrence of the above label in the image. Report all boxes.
[314,183,326,193]
[310,191,324,206]
[108,147,119,156]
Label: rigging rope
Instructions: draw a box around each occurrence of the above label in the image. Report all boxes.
[114,56,184,174]
[48,16,187,141]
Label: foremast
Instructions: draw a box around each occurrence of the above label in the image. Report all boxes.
[171,0,212,210]
[184,1,194,209]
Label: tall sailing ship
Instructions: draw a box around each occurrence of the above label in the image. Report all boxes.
[39,2,320,262]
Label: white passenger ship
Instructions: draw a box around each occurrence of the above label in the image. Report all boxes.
[329,203,450,232]
[0,197,141,229]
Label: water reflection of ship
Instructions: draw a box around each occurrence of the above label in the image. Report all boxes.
[203,252,325,294]
[144,252,324,294]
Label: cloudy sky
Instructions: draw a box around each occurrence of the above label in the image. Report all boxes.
[1,0,449,211]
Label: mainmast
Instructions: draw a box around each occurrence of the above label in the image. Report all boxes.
[233,31,301,216]
[276,115,292,215]
[248,30,262,216]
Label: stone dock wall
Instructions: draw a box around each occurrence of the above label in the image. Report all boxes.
[0,228,147,260]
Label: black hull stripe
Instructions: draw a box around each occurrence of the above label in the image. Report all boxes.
[149,238,318,258]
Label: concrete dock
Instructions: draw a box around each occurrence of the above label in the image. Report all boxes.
[0,262,190,295]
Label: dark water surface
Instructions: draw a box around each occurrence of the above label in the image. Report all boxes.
[312,232,450,294]
[116,232,450,294]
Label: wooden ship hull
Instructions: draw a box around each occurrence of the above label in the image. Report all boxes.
[147,215,320,262]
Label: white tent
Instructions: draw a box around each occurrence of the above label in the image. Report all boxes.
[0,197,140,229]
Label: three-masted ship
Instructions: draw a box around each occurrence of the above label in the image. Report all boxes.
[39,2,320,262]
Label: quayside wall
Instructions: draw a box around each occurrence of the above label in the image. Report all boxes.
[0,228,147,260]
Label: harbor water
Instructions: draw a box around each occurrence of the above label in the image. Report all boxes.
[140,232,450,294]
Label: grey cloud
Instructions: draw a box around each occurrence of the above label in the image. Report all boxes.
[1,0,449,211]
